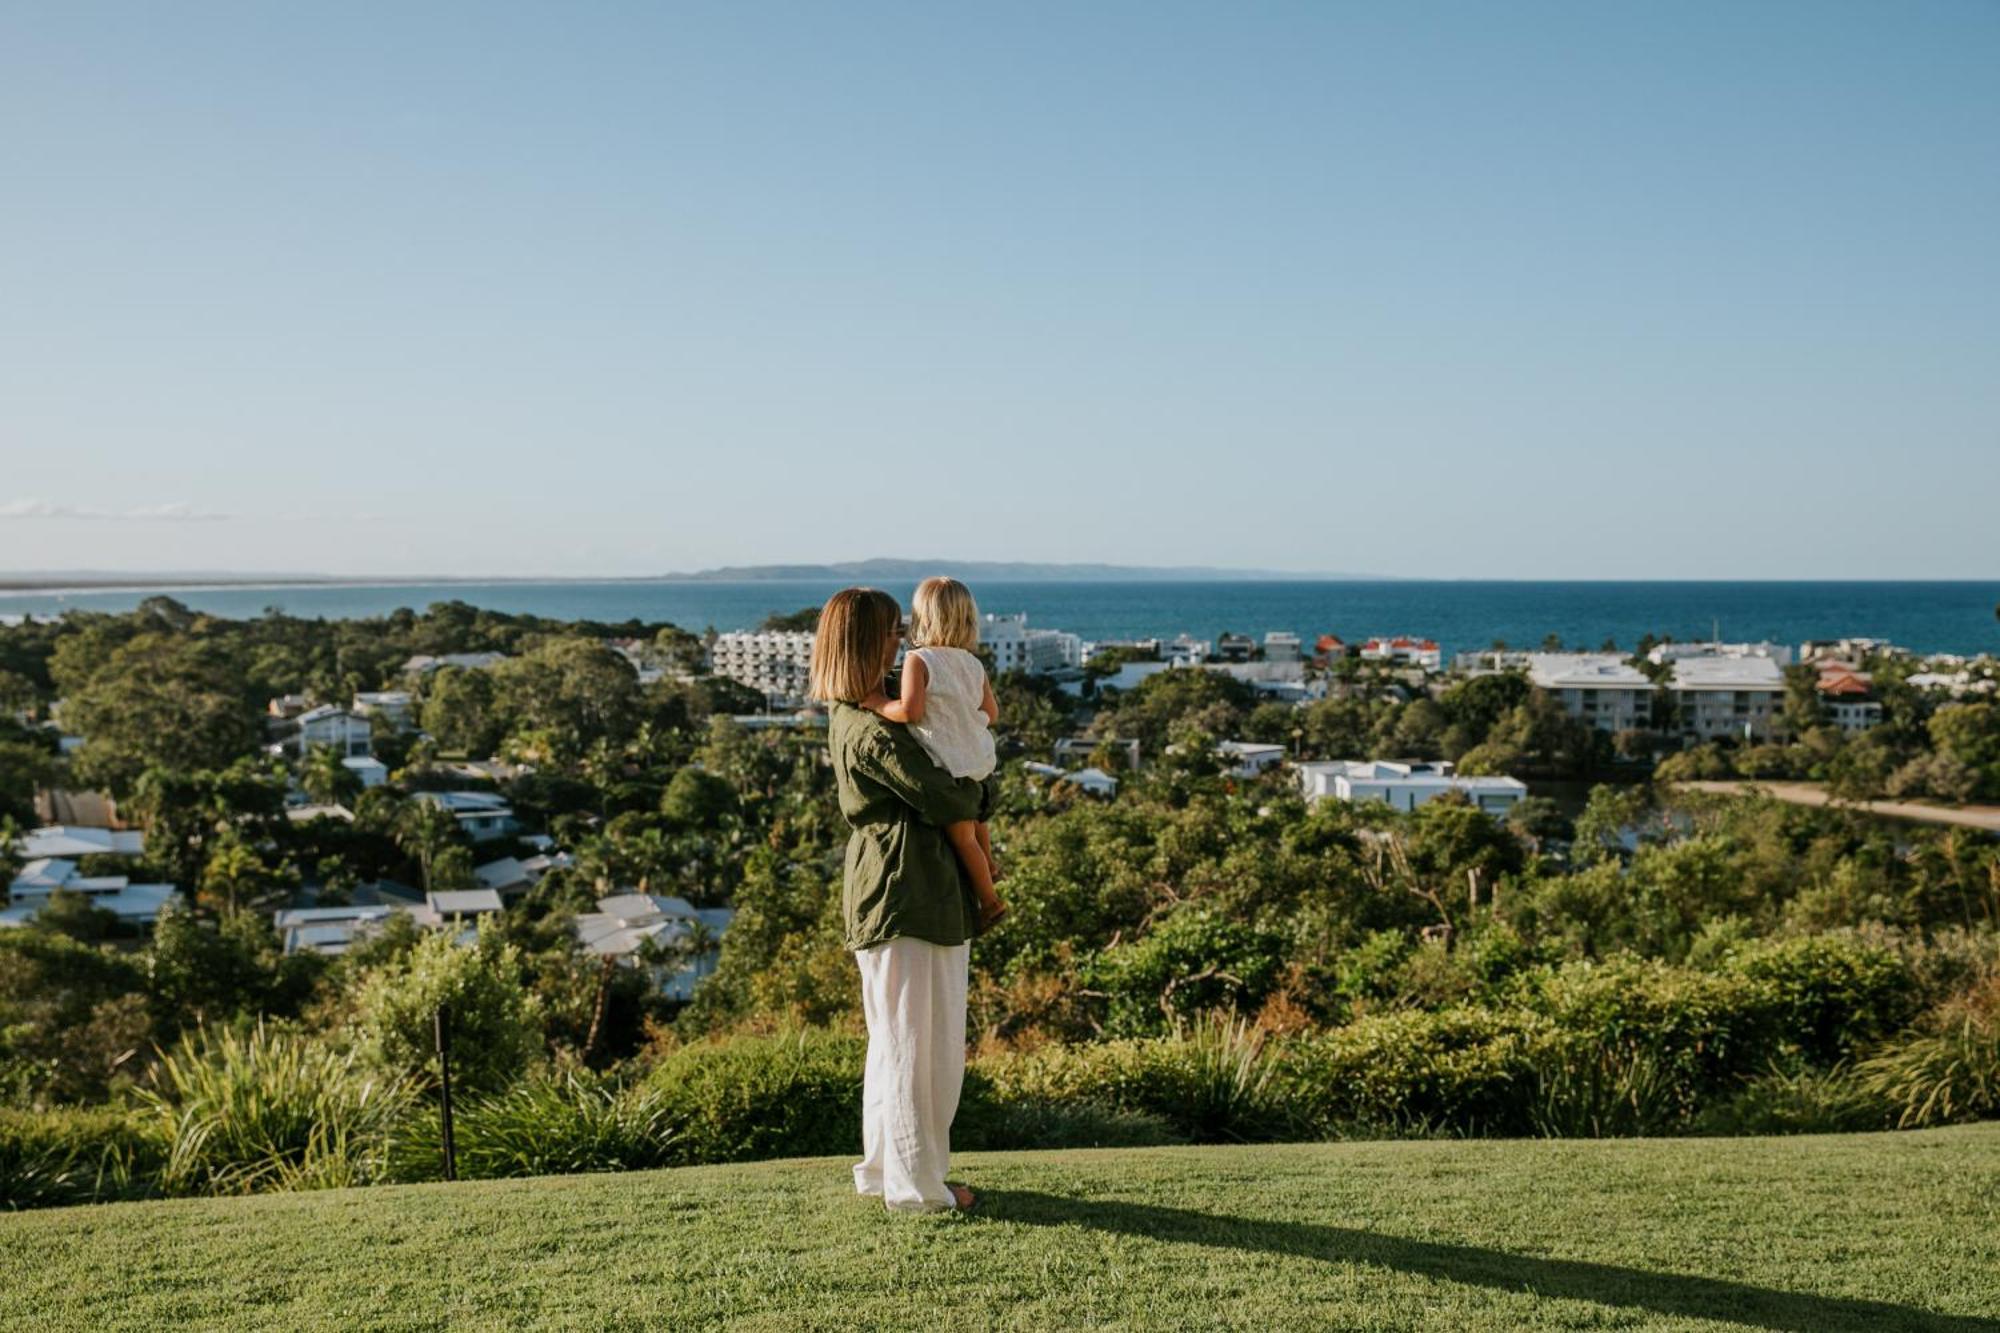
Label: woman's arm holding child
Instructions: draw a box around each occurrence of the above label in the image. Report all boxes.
[865,653,928,725]
[979,674,998,725]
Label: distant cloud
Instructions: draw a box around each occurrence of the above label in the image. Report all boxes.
[0,498,230,521]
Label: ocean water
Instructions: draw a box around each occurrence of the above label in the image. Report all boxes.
[3,579,1996,660]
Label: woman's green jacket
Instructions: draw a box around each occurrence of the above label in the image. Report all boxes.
[826,701,993,951]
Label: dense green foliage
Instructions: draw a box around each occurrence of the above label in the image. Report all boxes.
[0,600,1995,1211]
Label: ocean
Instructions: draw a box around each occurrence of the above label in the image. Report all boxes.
[2,580,1996,660]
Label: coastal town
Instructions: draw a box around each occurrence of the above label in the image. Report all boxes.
[6,602,1995,983]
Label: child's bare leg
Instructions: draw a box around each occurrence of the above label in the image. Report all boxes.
[975,821,998,880]
[945,820,1005,924]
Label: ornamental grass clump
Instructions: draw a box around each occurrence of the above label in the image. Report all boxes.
[393,1068,681,1181]
[0,1107,160,1209]
[1858,972,2000,1128]
[139,1022,412,1195]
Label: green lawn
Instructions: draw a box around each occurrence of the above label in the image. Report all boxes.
[4,1126,1997,1331]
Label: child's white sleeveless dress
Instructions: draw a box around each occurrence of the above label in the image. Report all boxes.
[905,646,996,781]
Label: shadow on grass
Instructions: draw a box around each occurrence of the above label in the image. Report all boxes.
[987,1190,1999,1332]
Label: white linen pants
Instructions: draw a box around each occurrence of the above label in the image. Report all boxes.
[853,936,969,1212]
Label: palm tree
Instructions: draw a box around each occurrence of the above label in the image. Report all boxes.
[395,799,461,890]
[622,826,676,896]
[198,835,271,915]
[299,745,361,808]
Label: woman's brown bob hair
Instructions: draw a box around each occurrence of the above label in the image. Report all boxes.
[808,587,902,703]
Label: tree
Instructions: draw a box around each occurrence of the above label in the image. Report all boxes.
[661,767,736,830]
[489,639,642,763]
[395,799,463,890]
[59,633,258,795]
[0,739,57,825]
[1928,703,2000,800]
[760,607,820,633]
[197,833,283,916]
[300,744,362,808]
[145,904,312,1031]
[353,927,542,1095]
[128,761,289,890]
[420,666,503,757]
[1571,784,1653,865]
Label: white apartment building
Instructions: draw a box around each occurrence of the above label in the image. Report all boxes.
[1824,698,1884,734]
[1295,761,1526,816]
[708,630,816,705]
[1526,654,1655,733]
[1262,632,1302,662]
[1668,656,1786,743]
[980,614,1083,675]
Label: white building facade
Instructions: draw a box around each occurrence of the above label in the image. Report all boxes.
[708,630,816,705]
[980,614,1083,675]
[1526,654,1655,733]
[1296,760,1527,816]
[1668,657,1786,743]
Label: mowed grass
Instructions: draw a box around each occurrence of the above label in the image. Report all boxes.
[4,1126,1997,1332]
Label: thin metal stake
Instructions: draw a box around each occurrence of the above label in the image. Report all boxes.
[435,1003,457,1182]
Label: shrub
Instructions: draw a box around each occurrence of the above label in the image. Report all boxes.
[1282,1007,1532,1136]
[1693,1065,1892,1136]
[1858,974,2000,1128]
[977,1013,1292,1143]
[0,1106,161,1209]
[1727,935,1919,1066]
[394,1068,680,1181]
[139,1022,412,1195]
[1523,1028,1698,1137]
[1524,957,1783,1107]
[353,927,542,1096]
[644,1028,866,1164]
[1081,908,1288,1036]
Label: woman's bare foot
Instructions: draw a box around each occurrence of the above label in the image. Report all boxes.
[946,1182,978,1212]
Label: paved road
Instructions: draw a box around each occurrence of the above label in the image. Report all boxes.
[1677,780,2000,833]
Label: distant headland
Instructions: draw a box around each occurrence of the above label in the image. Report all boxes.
[0,560,1391,594]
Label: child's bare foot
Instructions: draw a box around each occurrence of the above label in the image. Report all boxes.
[979,896,1008,930]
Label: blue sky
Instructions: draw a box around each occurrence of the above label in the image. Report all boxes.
[2,2,1995,579]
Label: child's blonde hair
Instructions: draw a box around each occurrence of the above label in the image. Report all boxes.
[808,587,902,703]
[908,576,980,652]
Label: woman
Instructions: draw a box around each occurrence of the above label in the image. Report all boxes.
[810,587,992,1214]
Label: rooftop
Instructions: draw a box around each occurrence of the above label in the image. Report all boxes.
[1669,657,1786,690]
[1526,653,1652,689]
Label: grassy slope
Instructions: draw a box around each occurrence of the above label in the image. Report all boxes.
[3,1127,1997,1332]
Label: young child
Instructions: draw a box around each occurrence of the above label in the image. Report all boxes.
[864,576,1005,928]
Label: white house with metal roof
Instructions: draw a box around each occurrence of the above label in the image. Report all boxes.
[14,825,145,859]
[3,857,178,929]
[1296,761,1526,816]
[571,893,736,1002]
